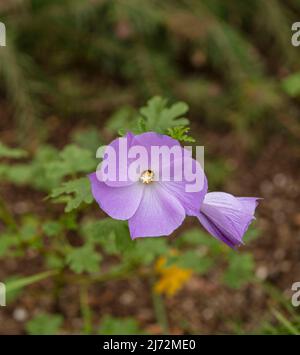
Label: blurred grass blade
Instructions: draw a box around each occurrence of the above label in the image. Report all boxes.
[271,308,300,335]
[6,270,58,293]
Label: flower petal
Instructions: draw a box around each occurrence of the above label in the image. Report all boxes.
[237,197,261,235]
[89,173,144,220]
[159,157,208,216]
[133,131,181,150]
[100,132,137,187]
[197,192,260,248]
[237,197,260,215]
[128,183,185,238]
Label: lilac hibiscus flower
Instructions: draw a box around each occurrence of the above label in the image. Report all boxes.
[89,132,260,248]
[197,192,260,248]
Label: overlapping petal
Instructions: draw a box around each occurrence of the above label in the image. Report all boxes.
[133,131,182,151]
[89,173,144,220]
[197,192,260,248]
[159,156,208,216]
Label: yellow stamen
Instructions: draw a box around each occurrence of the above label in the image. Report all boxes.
[140,169,155,184]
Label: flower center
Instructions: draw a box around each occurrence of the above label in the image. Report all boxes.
[140,169,155,184]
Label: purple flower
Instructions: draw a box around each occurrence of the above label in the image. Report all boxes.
[89,132,207,238]
[197,192,260,248]
[89,131,260,247]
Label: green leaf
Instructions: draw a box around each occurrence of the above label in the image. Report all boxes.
[169,250,213,274]
[45,254,65,269]
[42,220,63,237]
[99,315,142,335]
[26,313,63,335]
[205,159,233,190]
[106,97,191,137]
[0,142,28,159]
[71,127,103,153]
[223,252,255,288]
[175,228,223,254]
[243,223,260,243]
[82,220,169,264]
[0,164,33,185]
[50,177,93,212]
[281,72,300,97]
[124,238,168,265]
[66,244,101,274]
[60,213,78,230]
[167,126,195,143]
[29,145,61,191]
[46,144,96,180]
[81,219,132,255]
[0,233,19,257]
[0,146,62,190]
[106,106,137,134]
[138,96,189,133]
[19,217,39,241]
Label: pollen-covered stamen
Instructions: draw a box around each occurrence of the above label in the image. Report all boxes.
[140,169,155,184]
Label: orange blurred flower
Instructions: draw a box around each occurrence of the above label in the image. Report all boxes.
[154,256,192,297]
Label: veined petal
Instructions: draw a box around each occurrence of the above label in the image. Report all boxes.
[159,157,208,216]
[133,132,191,170]
[89,173,144,220]
[101,132,137,187]
[237,197,261,235]
[128,183,185,238]
[237,197,261,215]
[133,131,181,150]
[197,192,260,248]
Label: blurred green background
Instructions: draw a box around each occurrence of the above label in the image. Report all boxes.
[0,0,300,335]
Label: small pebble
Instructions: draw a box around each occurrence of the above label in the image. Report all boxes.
[256,266,268,280]
[13,308,28,322]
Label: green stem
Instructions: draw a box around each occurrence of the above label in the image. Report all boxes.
[260,280,296,315]
[68,263,142,284]
[80,284,93,335]
[0,194,17,230]
[271,308,299,335]
[151,277,169,334]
